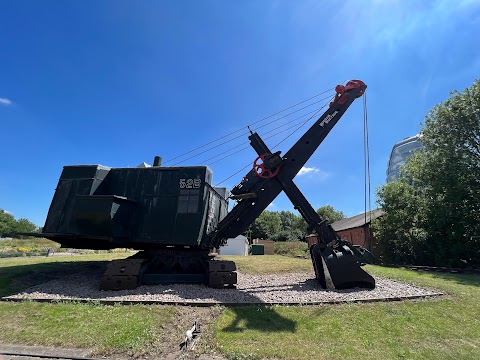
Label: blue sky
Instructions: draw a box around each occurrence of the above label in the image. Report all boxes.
[1,0,479,227]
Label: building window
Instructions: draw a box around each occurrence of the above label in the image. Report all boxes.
[178,189,200,213]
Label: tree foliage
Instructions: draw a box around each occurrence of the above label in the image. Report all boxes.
[250,204,345,242]
[375,80,480,267]
[251,211,283,240]
[14,218,38,237]
[0,210,16,237]
[316,205,345,224]
[0,209,39,238]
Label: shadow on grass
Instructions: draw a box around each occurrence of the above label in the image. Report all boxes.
[0,261,109,297]
[373,265,480,288]
[415,270,480,287]
[2,260,301,333]
[221,306,299,333]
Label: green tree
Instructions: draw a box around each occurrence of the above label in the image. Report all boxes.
[292,214,308,235]
[275,211,304,242]
[316,205,345,224]
[0,209,16,237]
[0,209,39,238]
[376,80,480,267]
[14,218,38,239]
[251,211,282,240]
[374,181,427,264]
[277,211,297,231]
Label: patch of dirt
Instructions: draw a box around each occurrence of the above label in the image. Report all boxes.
[155,305,227,360]
[0,305,228,360]
[79,304,227,360]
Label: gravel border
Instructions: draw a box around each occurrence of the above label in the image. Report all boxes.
[3,267,444,305]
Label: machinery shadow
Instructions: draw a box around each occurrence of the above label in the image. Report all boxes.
[405,270,480,288]
[220,306,298,333]
[0,260,105,297]
[1,260,305,301]
[2,259,301,333]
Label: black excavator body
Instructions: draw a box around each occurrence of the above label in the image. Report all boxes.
[29,80,375,291]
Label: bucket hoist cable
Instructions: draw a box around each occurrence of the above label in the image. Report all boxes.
[363,92,372,247]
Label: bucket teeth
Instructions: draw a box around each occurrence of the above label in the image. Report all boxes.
[310,244,375,290]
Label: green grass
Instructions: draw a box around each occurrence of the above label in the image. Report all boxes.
[0,302,175,356]
[0,253,174,357]
[222,255,313,275]
[215,265,480,360]
[3,253,480,359]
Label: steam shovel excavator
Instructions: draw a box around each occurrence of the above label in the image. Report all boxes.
[28,80,375,291]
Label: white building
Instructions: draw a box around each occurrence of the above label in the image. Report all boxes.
[219,235,249,256]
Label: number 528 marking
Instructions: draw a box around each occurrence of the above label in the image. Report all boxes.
[180,179,201,189]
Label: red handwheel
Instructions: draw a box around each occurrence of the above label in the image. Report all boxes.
[253,153,280,179]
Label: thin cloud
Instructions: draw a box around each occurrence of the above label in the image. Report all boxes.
[296,166,330,181]
[268,202,275,208]
[0,97,13,106]
[297,166,319,176]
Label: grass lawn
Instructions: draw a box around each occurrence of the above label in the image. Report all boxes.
[1,254,479,359]
[214,264,480,360]
[0,253,176,357]
[0,301,175,356]
[222,255,313,275]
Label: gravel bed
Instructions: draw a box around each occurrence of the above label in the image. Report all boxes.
[3,267,444,305]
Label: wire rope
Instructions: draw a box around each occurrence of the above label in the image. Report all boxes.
[197,105,327,166]
[363,93,372,247]
[213,97,333,186]
[208,105,329,168]
[272,99,332,148]
[213,162,253,187]
[171,95,334,166]
[162,87,336,164]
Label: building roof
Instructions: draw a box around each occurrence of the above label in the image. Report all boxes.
[331,209,384,231]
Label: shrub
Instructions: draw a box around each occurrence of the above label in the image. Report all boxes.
[274,241,308,258]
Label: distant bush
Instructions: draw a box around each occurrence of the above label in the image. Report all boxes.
[274,241,308,258]
[0,251,26,258]
[1,238,60,249]
[0,237,59,258]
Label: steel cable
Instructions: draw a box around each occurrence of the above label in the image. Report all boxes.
[213,97,333,186]
[363,93,372,247]
[197,105,327,166]
[171,95,334,166]
[163,87,336,164]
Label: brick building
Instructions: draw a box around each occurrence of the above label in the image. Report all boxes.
[331,209,384,258]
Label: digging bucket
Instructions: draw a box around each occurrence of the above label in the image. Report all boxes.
[310,243,375,290]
